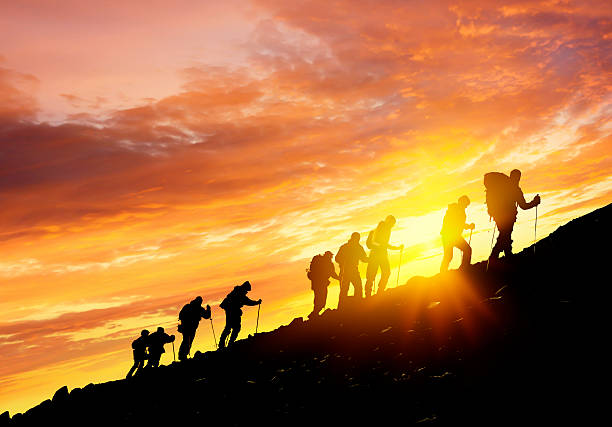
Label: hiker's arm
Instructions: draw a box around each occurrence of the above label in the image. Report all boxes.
[359,247,369,263]
[334,248,342,264]
[244,296,260,306]
[201,305,211,320]
[464,223,475,230]
[330,266,339,281]
[517,189,540,210]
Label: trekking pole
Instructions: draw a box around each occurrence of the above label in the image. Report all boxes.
[486,225,496,272]
[395,247,403,288]
[533,205,538,255]
[255,303,261,334]
[187,334,194,358]
[468,229,473,245]
[172,341,176,362]
[210,317,218,349]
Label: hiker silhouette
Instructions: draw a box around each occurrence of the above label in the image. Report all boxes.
[440,196,475,272]
[306,251,340,319]
[484,169,541,261]
[218,281,261,348]
[365,215,403,296]
[335,232,368,306]
[126,329,149,378]
[177,296,211,361]
[145,327,175,368]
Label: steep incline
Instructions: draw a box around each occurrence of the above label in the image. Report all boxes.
[3,203,608,426]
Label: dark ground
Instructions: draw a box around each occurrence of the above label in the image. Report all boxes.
[2,203,608,426]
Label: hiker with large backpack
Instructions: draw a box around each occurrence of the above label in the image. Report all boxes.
[335,232,368,307]
[145,327,175,368]
[126,329,150,378]
[440,195,475,273]
[218,281,261,348]
[177,296,212,361]
[365,215,404,297]
[484,169,540,261]
[307,251,339,319]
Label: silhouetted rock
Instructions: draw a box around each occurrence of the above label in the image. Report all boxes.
[51,386,69,405]
[5,203,609,426]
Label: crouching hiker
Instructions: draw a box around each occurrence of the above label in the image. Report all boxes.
[126,329,149,378]
[307,251,339,319]
[146,327,175,368]
[178,296,211,361]
[218,281,261,348]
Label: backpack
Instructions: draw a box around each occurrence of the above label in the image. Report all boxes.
[366,222,384,249]
[220,287,239,310]
[178,304,190,322]
[306,254,325,280]
[484,172,512,218]
[366,230,374,249]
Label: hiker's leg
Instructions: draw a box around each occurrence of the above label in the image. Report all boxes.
[351,268,363,298]
[457,237,472,269]
[133,359,145,376]
[219,312,232,348]
[338,275,349,306]
[495,222,513,258]
[440,238,453,272]
[491,219,506,259]
[502,221,515,257]
[377,255,391,294]
[127,360,138,378]
[178,330,192,360]
[228,315,241,346]
[321,286,328,311]
[312,285,325,315]
[365,256,380,297]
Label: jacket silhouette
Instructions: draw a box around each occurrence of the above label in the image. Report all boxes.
[485,169,540,260]
[440,196,475,272]
[365,215,403,296]
[145,327,175,368]
[307,251,339,319]
[335,233,368,305]
[126,329,149,378]
[218,281,261,348]
[178,296,211,361]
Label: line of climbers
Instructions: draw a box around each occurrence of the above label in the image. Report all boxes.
[126,168,540,375]
[306,168,540,319]
[126,281,261,378]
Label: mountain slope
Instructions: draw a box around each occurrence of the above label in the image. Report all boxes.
[3,203,608,426]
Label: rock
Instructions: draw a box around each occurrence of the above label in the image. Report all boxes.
[289,317,303,326]
[52,385,69,404]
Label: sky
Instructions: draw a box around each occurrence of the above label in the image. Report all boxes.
[1,0,611,415]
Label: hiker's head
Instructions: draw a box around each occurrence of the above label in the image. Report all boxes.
[193,296,203,305]
[458,195,470,209]
[349,232,360,243]
[510,169,521,184]
[385,215,396,228]
[141,329,149,337]
[324,251,333,259]
[240,280,251,291]
[157,327,164,333]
